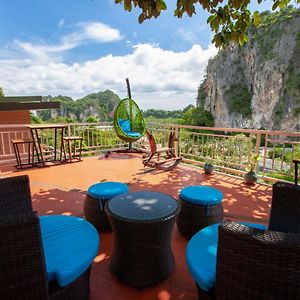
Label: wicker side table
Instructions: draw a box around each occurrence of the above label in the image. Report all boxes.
[177,186,224,240]
[84,182,128,232]
[105,191,179,287]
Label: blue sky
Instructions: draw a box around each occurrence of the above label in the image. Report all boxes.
[0,0,273,110]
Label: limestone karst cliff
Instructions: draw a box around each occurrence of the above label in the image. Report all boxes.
[197,8,300,131]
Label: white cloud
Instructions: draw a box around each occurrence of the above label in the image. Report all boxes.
[0,43,217,110]
[58,19,65,28]
[80,22,122,42]
[13,21,122,61]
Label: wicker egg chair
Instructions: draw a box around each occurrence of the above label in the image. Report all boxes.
[114,97,146,143]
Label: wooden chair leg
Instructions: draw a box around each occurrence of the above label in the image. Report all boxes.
[13,143,22,168]
[79,139,83,161]
[32,142,35,165]
[68,139,72,162]
[27,142,31,165]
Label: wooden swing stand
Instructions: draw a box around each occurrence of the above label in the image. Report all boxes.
[142,130,182,171]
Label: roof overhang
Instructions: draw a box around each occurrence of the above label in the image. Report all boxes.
[0,96,60,111]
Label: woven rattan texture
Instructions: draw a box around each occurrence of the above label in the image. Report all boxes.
[215,221,300,300]
[269,181,300,233]
[177,197,224,240]
[84,194,112,231]
[0,175,33,215]
[106,199,179,287]
[194,182,300,299]
[0,175,91,300]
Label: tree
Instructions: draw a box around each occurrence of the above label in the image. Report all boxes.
[0,87,4,97]
[86,116,99,123]
[183,107,214,126]
[183,104,195,113]
[114,0,296,46]
[30,113,43,124]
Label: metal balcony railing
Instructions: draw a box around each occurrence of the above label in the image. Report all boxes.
[1,123,299,183]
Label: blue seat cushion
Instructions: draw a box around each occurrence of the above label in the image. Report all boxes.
[186,222,266,292]
[180,186,223,205]
[126,131,142,138]
[87,181,128,200]
[40,215,100,287]
[119,119,131,133]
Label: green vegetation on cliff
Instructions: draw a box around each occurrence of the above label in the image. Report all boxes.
[253,7,300,61]
[38,90,121,122]
[197,83,207,108]
[183,107,214,127]
[197,7,300,130]
[225,83,252,118]
[276,31,300,122]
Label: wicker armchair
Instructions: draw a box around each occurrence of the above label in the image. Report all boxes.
[215,221,300,300]
[0,175,95,300]
[188,181,300,300]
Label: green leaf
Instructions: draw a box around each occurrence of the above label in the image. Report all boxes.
[207,15,215,24]
[278,1,286,9]
[272,1,279,10]
[138,13,145,23]
[157,0,167,10]
[253,11,261,27]
[239,35,245,46]
[124,0,132,11]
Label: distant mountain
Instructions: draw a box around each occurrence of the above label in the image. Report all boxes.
[38,90,121,122]
[197,7,300,131]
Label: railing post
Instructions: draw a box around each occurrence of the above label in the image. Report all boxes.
[255,133,261,173]
[175,126,179,156]
[262,133,268,179]
[67,124,71,137]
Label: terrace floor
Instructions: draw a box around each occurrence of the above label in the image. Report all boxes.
[0,153,273,300]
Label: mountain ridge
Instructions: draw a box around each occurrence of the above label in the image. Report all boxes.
[39,90,121,122]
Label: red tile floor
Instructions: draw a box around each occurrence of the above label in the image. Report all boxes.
[0,153,272,300]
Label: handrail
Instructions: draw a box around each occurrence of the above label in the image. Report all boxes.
[1,122,299,183]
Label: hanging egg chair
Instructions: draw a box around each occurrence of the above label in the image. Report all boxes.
[113,97,146,143]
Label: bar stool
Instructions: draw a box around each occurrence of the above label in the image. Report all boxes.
[11,138,35,169]
[176,185,224,239]
[63,136,83,162]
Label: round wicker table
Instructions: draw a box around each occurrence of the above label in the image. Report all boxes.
[105,191,179,287]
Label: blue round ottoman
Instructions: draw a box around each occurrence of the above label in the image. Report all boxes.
[176,185,224,239]
[84,182,128,231]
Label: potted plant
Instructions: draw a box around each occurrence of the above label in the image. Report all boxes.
[244,154,259,184]
[203,162,214,175]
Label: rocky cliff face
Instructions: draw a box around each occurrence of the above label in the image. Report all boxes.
[40,90,121,122]
[198,9,300,131]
